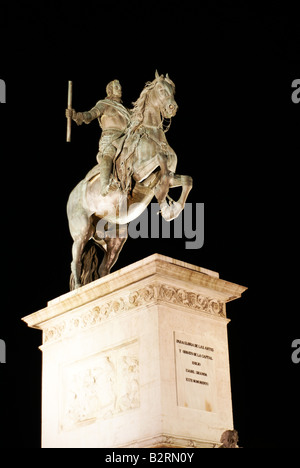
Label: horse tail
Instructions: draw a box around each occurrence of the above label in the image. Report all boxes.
[69,239,103,290]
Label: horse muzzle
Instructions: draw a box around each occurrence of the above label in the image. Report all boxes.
[163,101,178,118]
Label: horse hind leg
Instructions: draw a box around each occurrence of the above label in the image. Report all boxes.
[70,217,95,290]
[70,239,84,290]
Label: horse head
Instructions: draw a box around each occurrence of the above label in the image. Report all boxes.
[150,71,178,119]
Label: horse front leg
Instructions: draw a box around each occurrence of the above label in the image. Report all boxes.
[172,174,193,206]
[159,174,193,222]
[153,152,173,204]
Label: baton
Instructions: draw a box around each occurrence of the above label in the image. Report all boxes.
[66,80,73,142]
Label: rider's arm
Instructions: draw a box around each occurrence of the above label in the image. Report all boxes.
[72,101,105,125]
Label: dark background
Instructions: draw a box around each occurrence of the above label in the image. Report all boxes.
[0,1,299,448]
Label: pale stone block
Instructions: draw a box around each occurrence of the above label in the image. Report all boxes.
[23,254,247,448]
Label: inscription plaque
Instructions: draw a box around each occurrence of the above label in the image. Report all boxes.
[174,331,217,412]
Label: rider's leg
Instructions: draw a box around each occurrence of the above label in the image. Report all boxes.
[97,152,114,196]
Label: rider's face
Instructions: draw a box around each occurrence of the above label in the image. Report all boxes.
[112,81,122,97]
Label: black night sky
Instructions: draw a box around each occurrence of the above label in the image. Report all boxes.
[0,1,299,449]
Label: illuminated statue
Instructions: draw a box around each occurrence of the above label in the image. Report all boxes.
[66,72,193,289]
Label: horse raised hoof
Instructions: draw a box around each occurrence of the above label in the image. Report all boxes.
[160,200,183,221]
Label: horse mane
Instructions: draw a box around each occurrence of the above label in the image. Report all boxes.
[129,78,159,131]
[128,73,176,133]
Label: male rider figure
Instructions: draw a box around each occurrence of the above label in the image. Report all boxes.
[66,80,131,195]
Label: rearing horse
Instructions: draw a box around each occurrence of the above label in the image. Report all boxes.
[67,72,193,289]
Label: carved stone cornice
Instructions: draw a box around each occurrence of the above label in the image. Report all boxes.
[43,282,226,345]
[23,254,247,332]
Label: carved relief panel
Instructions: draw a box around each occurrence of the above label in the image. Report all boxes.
[60,340,139,431]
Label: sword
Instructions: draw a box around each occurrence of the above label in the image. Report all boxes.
[66,80,73,142]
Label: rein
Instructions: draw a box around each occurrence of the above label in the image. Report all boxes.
[160,117,172,133]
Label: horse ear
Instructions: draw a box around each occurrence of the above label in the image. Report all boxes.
[155,70,160,79]
[165,73,175,89]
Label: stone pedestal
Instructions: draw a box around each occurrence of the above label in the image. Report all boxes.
[22,254,247,448]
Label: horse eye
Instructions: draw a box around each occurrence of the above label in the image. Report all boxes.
[160,89,168,97]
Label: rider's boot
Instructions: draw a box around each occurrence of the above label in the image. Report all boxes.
[99,155,113,196]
